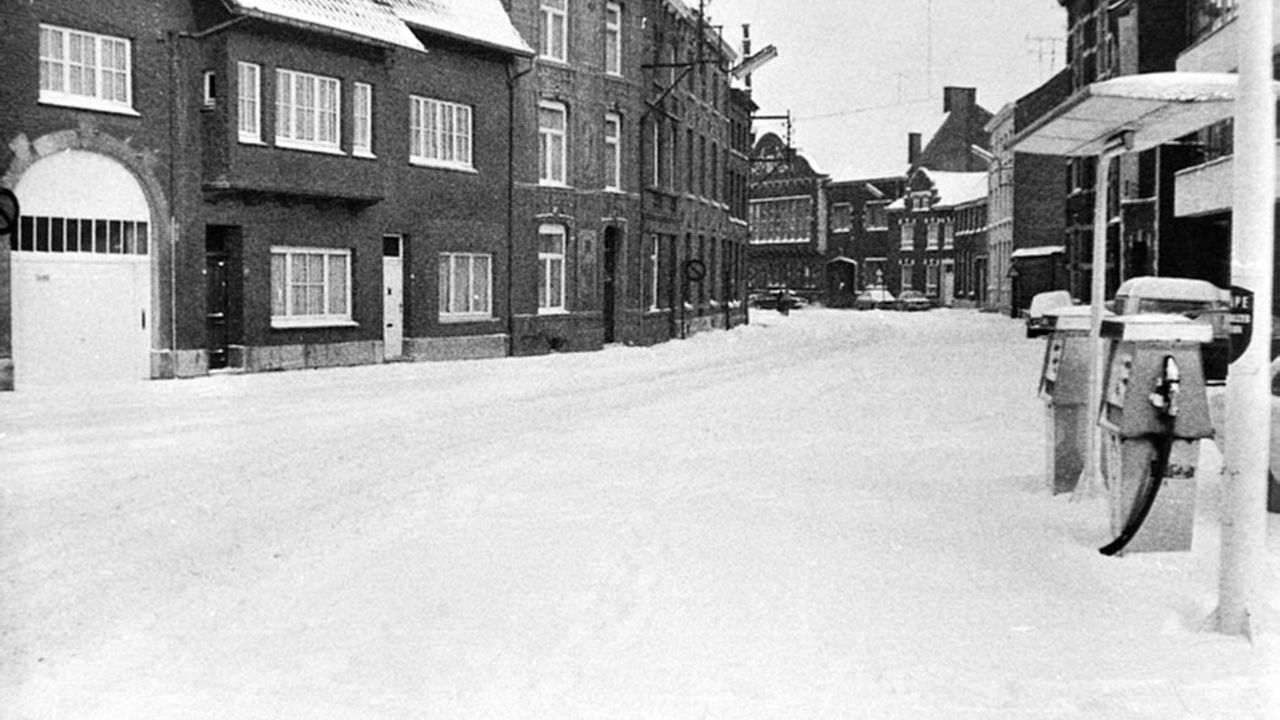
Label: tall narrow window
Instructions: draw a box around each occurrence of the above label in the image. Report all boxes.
[410,96,473,170]
[540,0,568,63]
[275,68,340,153]
[237,62,261,142]
[38,24,133,113]
[604,113,621,191]
[604,3,622,76]
[648,235,661,310]
[539,101,567,185]
[353,82,373,157]
[538,224,567,312]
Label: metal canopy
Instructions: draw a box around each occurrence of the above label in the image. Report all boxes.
[1010,72,1258,157]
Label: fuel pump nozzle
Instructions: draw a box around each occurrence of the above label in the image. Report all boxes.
[1148,355,1181,418]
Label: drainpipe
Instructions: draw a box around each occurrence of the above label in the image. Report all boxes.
[507,58,535,355]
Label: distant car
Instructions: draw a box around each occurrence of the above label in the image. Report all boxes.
[854,287,895,311]
[1112,276,1231,382]
[895,290,933,312]
[1025,290,1074,338]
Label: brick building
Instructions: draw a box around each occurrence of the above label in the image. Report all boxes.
[747,132,829,300]
[886,168,987,305]
[823,176,906,307]
[1050,0,1194,303]
[636,0,751,340]
[1,0,534,389]
[986,69,1072,316]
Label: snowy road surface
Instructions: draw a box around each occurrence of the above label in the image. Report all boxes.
[2,309,1277,719]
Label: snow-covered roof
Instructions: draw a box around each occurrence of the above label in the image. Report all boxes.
[886,168,987,210]
[928,171,988,207]
[1011,245,1066,259]
[386,0,534,56]
[1114,275,1228,302]
[227,0,426,51]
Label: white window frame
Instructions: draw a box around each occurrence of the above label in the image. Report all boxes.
[438,252,493,320]
[899,221,914,250]
[270,246,354,328]
[540,0,568,64]
[605,3,622,76]
[203,71,217,107]
[927,221,940,250]
[38,24,136,115]
[538,224,568,313]
[275,68,341,154]
[410,96,474,171]
[538,101,568,186]
[353,82,374,157]
[604,112,622,191]
[237,62,261,143]
[900,262,914,292]
[943,221,955,249]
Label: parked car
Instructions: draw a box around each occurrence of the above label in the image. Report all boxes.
[854,287,895,311]
[1025,290,1074,338]
[1111,276,1231,383]
[895,290,933,312]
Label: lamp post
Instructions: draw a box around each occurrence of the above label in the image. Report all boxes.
[1216,0,1274,639]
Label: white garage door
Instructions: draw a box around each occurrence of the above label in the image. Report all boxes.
[11,151,152,387]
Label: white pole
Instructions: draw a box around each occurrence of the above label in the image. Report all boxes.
[1217,0,1275,638]
[1078,137,1128,498]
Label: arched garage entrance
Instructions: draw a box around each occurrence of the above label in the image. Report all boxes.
[11,150,152,386]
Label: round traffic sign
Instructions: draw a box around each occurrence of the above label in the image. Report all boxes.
[0,189,17,236]
[683,259,707,283]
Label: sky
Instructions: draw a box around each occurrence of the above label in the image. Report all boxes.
[4,309,1277,718]
[705,0,1069,179]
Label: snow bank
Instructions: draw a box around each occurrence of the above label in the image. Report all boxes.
[2,309,1276,719]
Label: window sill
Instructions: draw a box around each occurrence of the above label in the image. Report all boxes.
[239,136,267,146]
[439,314,497,324]
[537,308,570,316]
[39,95,139,117]
[410,158,477,174]
[274,139,345,156]
[539,180,572,189]
[353,150,377,160]
[271,318,358,330]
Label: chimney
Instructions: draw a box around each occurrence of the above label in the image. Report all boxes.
[908,132,922,166]
[943,86,976,113]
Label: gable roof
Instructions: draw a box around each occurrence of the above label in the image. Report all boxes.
[386,0,534,56]
[226,0,426,50]
[887,168,987,210]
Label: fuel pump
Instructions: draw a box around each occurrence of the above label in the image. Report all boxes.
[1097,315,1214,555]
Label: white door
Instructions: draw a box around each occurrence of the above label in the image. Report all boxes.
[942,263,956,307]
[382,235,404,360]
[11,150,152,387]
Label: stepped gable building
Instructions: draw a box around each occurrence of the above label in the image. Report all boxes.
[1,0,533,389]
[747,132,829,300]
[885,168,988,306]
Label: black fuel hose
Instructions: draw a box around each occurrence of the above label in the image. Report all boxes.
[1099,421,1176,557]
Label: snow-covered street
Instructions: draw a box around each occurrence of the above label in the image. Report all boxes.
[2,308,1277,719]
